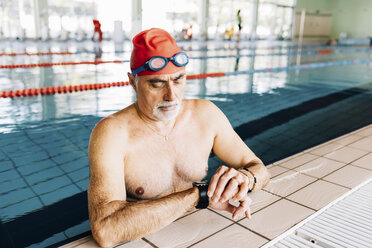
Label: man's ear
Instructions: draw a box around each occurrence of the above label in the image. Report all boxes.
[127,72,136,91]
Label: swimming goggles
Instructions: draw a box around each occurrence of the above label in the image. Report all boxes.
[131,52,189,75]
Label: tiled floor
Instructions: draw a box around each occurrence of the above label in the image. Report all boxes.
[61,124,372,248]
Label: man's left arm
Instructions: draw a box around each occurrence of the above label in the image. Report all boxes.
[202,101,270,212]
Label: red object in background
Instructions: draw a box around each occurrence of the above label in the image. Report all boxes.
[318,50,333,54]
[93,19,103,42]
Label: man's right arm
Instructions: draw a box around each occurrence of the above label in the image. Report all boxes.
[88,117,199,247]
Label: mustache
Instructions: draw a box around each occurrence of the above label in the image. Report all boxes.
[156,100,179,108]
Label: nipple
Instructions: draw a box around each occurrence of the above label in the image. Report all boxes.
[135,187,145,195]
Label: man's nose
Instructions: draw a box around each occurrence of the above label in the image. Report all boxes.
[164,82,177,101]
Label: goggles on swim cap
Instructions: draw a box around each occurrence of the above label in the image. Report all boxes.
[131,52,189,75]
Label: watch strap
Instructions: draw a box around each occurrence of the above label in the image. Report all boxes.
[193,181,209,209]
[240,167,257,192]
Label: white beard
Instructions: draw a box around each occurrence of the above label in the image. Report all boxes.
[152,100,180,121]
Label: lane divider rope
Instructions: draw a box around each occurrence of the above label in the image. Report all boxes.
[0,52,73,56]
[0,60,123,69]
[181,43,371,52]
[1,47,372,69]
[1,44,370,57]
[2,58,372,99]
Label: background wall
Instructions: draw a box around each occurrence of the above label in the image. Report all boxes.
[296,0,372,39]
[296,0,333,12]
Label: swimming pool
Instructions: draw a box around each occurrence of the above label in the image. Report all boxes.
[0,40,371,247]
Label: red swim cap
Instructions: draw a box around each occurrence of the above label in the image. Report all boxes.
[130,28,184,76]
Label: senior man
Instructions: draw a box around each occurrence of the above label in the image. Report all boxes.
[88,28,270,247]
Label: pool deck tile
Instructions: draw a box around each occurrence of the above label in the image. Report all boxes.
[15,124,372,247]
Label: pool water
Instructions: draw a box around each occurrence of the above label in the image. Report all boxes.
[0,40,372,247]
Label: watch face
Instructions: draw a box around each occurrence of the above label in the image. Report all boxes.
[193,181,209,187]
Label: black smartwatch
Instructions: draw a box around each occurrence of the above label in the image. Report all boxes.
[192,181,209,209]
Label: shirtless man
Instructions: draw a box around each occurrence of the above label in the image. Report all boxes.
[88,28,270,247]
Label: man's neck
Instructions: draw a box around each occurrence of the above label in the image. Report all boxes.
[134,103,179,132]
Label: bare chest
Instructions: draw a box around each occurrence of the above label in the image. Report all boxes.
[124,130,213,199]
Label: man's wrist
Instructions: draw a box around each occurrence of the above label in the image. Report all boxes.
[239,168,257,192]
[192,181,209,209]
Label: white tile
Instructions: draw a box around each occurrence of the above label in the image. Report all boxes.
[266,164,275,168]
[333,135,363,146]
[277,153,319,169]
[264,170,317,197]
[60,236,95,248]
[273,152,303,166]
[249,190,281,213]
[176,209,199,220]
[72,240,100,248]
[323,165,372,188]
[348,137,372,152]
[324,146,369,164]
[348,126,371,136]
[268,165,288,178]
[326,133,349,143]
[210,208,235,221]
[287,180,349,210]
[239,199,314,240]
[308,143,344,156]
[72,236,99,248]
[355,126,372,137]
[191,224,268,248]
[146,209,232,248]
[352,153,372,170]
[294,157,345,178]
[302,142,325,153]
[116,239,153,248]
[62,235,152,248]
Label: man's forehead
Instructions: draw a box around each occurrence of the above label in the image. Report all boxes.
[139,70,186,81]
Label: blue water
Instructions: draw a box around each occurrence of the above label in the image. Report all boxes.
[0,40,372,247]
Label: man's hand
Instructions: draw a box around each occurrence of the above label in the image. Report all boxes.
[207,165,252,220]
[209,194,252,220]
[208,165,251,202]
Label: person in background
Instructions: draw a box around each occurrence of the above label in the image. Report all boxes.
[236,9,243,42]
[92,19,103,42]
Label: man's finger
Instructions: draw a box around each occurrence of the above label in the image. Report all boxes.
[226,204,236,214]
[232,204,246,220]
[219,178,240,203]
[245,209,252,219]
[211,168,237,202]
[208,166,228,197]
[232,196,252,220]
[208,198,236,214]
[232,181,249,201]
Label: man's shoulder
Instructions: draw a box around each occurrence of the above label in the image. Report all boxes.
[183,99,224,125]
[184,99,218,112]
[92,105,135,139]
